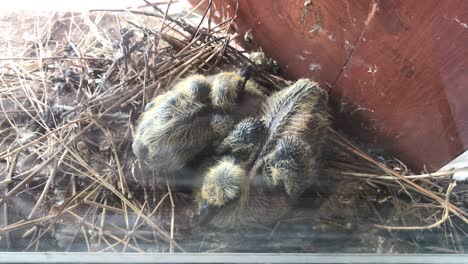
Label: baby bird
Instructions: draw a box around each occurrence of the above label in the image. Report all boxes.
[216,117,267,164]
[196,79,330,228]
[132,70,265,175]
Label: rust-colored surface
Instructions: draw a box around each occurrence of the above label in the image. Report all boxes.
[333,1,468,171]
[189,0,468,170]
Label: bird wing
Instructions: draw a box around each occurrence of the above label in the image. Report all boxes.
[248,79,328,178]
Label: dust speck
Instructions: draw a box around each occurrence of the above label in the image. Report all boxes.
[310,24,322,34]
[296,55,306,61]
[309,63,321,71]
[367,64,378,74]
[453,17,468,29]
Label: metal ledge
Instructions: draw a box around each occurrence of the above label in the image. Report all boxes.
[0,253,467,264]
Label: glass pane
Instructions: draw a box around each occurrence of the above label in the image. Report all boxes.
[0,0,466,258]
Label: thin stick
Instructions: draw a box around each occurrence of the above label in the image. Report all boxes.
[331,130,468,223]
[64,148,184,251]
[28,150,67,219]
[83,200,126,214]
[374,181,457,230]
[98,196,108,248]
[122,201,147,252]
[2,152,19,249]
[167,181,175,253]
[330,167,468,180]
[0,56,111,61]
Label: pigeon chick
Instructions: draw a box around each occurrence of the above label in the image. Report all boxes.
[196,79,330,228]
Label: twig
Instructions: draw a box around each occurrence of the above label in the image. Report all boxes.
[0,56,111,61]
[27,151,66,219]
[331,129,468,223]
[374,181,457,230]
[166,180,175,253]
[330,167,468,180]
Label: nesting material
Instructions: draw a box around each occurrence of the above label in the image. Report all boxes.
[0,3,466,253]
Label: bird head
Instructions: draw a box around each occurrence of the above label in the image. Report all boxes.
[210,71,251,110]
[197,158,249,225]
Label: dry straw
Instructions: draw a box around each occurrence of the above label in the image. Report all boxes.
[0,1,466,253]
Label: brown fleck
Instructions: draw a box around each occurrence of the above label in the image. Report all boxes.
[400,64,415,79]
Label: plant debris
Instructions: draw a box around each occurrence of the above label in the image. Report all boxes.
[0,3,466,253]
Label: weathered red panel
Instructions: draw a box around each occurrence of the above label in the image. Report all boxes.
[334,0,468,170]
[189,0,468,170]
[202,0,373,86]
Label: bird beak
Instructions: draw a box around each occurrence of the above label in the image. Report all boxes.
[199,202,218,226]
[236,65,253,80]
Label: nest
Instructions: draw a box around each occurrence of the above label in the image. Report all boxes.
[0,3,467,253]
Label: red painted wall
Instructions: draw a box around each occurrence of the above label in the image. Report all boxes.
[189,0,468,170]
